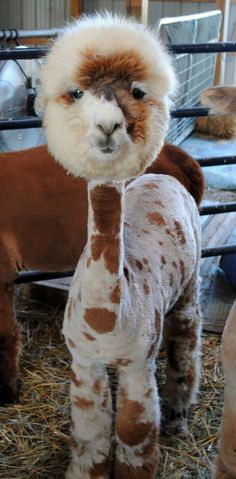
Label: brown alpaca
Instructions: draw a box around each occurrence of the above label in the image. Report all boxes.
[0,143,204,405]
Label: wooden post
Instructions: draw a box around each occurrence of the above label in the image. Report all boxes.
[70,0,83,18]
[125,0,149,25]
[215,0,231,84]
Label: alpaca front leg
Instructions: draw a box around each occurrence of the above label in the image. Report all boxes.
[0,283,21,405]
[66,361,112,479]
[114,364,160,479]
[164,287,202,434]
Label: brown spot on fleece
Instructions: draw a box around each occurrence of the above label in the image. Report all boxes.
[84,307,116,333]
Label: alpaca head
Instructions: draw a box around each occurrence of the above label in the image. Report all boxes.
[41,13,177,181]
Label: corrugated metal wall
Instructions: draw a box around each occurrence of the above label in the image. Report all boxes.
[0,0,218,29]
[0,1,235,82]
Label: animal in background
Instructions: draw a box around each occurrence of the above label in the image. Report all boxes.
[201,86,236,115]
[42,13,202,479]
[202,85,236,479]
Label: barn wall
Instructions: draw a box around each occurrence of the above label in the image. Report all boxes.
[0,0,218,29]
[0,1,235,82]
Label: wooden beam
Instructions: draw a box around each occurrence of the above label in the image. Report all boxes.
[70,0,83,18]
[214,0,231,84]
[125,0,149,24]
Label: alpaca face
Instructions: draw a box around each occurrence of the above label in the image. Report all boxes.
[42,14,177,181]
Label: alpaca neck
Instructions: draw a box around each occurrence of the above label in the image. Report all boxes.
[81,180,125,333]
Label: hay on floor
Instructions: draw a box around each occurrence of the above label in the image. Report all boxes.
[0,290,224,478]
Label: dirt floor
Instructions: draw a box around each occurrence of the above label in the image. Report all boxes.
[0,291,224,479]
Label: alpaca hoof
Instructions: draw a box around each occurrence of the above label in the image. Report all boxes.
[0,379,19,405]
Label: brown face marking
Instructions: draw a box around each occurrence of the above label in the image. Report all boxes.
[147,212,166,226]
[143,278,150,295]
[71,370,84,388]
[174,220,186,245]
[116,390,152,446]
[84,307,116,333]
[172,260,177,269]
[77,50,148,89]
[57,92,73,105]
[91,234,120,274]
[73,395,94,409]
[169,273,174,287]
[83,331,96,341]
[90,185,121,235]
[110,282,121,304]
[68,338,76,348]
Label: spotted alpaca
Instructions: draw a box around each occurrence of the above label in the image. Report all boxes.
[42,13,202,479]
[0,142,204,406]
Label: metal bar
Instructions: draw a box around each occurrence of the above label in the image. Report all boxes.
[0,118,42,130]
[0,42,236,62]
[197,156,236,167]
[15,242,236,283]
[0,108,211,131]
[0,48,48,60]
[200,202,236,215]
[15,270,74,284]
[171,107,210,118]
[168,42,236,54]
[201,244,236,258]
[0,28,59,41]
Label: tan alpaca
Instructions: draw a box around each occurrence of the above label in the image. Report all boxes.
[42,13,202,478]
[202,86,236,115]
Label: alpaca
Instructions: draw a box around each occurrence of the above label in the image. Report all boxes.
[41,13,202,479]
[201,86,236,115]
[0,142,204,406]
[201,86,236,479]
[214,302,236,479]
[198,86,236,139]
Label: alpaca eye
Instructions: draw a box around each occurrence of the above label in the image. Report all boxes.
[132,87,146,100]
[71,89,84,100]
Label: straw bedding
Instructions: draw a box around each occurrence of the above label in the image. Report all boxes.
[0,290,224,479]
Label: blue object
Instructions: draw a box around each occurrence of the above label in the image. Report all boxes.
[220,254,236,291]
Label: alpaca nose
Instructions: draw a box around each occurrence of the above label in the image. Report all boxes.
[96,120,122,137]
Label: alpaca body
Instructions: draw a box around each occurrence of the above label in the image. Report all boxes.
[201,86,236,114]
[65,174,200,363]
[41,12,202,478]
[0,142,204,405]
[214,301,236,479]
[63,174,201,479]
